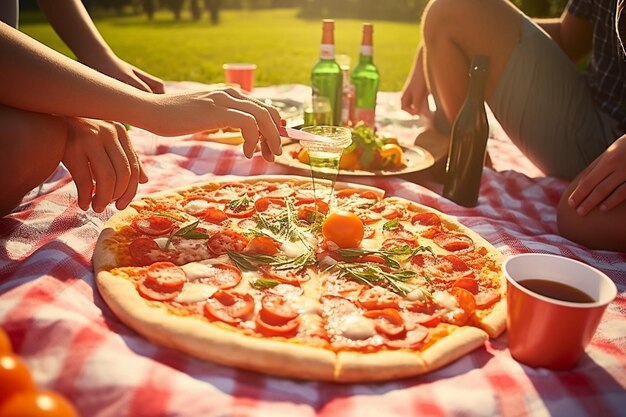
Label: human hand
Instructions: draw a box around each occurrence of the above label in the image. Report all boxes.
[62,117,148,212]
[147,87,282,162]
[83,52,165,94]
[567,134,626,215]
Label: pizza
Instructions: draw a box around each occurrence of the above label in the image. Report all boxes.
[93,175,506,382]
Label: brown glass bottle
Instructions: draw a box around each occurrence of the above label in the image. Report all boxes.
[442,55,489,207]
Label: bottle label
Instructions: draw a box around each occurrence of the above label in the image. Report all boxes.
[354,108,375,128]
[320,44,335,60]
[360,45,373,56]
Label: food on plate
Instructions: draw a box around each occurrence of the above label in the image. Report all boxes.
[191,126,243,144]
[93,175,506,382]
[292,123,406,171]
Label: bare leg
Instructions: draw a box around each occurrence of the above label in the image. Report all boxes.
[0,104,67,216]
[557,176,626,252]
[421,0,523,124]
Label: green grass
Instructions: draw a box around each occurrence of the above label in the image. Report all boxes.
[19,8,422,91]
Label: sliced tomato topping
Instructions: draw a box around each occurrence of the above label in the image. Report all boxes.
[358,211,383,225]
[260,266,309,285]
[383,225,418,242]
[204,291,255,325]
[212,183,248,202]
[442,287,477,326]
[249,181,278,196]
[362,225,376,239]
[354,254,386,265]
[137,278,181,301]
[421,226,440,239]
[381,207,403,220]
[207,230,249,255]
[442,255,471,272]
[145,261,186,289]
[131,215,175,236]
[195,263,242,289]
[403,299,439,315]
[474,289,501,310]
[201,207,229,224]
[264,186,295,199]
[335,189,358,199]
[254,197,286,216]
[245,236,280,255]
[385,326,429,349]
[357,286,401,309]
[453,277,479,294]
[363,308,406,338]
[382,237,418,249]
[260,293,298,322]
[411,212,442,227]
[129,237,171,267]
[433,232,474,252]
[255,314,300,337]
[223,201,256,218]
[358,191,380,201]
[403,311,441,328]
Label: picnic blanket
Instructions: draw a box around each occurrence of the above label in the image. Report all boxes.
[0,82,624,417]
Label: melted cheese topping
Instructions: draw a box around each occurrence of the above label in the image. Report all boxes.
[433,290,459,310]
[184,199,210,215]
[181,260,227,280]
[175,282,217,303]
[339,314,376,340]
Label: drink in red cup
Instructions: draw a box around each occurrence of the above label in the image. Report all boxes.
[223,63,256,92]
[504,253,617,370]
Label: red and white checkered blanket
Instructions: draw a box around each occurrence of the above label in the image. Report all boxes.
[1,84,624,417]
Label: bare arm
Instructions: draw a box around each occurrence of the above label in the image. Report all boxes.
[36,0,165,93]
[0,22,282,159]
[535,9,592,63]
[0,21,149,126]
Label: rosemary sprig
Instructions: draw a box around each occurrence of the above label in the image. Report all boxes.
[335,245,433,268]
[228,195,252,212]
[333,263,417,296]
[227,248,316,273]
[164,219,210,249]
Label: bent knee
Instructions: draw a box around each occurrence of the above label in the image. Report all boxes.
[0,105,68,211]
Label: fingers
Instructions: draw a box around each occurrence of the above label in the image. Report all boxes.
[63,118,145,213]
[111,123,144,210]
[62,145,94,211]
[211,90,282,160]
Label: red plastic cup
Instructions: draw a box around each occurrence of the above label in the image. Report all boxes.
[223,63,256,92]
[504,253,617,370]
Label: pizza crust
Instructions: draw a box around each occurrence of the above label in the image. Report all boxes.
[419,326,488,371]
[336,349,427,382]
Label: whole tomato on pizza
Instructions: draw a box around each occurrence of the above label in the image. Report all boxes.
[94,175,506,382]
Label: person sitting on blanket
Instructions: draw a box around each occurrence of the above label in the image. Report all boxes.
[401,0,626,252]
[0,0,282,217]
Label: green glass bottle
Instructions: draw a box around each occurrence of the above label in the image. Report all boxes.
[311,19,343,126]
[351,23,380,128]
[442,55,490,208]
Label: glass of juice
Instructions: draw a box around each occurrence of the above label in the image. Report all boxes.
[299,126,352,207]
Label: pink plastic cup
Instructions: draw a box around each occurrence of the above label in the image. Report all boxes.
[223,63,256,92]
[504,253,617,370]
